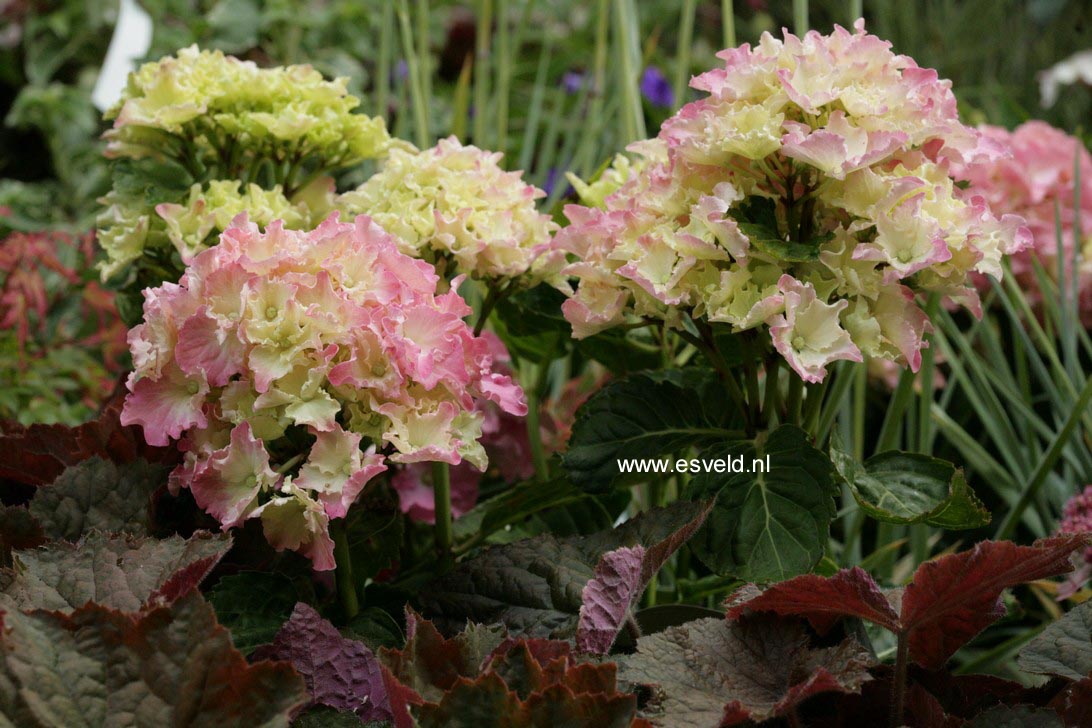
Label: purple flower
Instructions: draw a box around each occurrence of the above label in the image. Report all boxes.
[394,59,409,83]
[561,70,587,94]
[542,167,559,196]
[639,65,674,109]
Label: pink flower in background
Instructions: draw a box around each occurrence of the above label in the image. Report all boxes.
[121,213,525,569]
[953,121,1092,324]
[1056,485,1092,599]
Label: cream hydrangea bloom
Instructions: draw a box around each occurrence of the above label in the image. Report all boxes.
[337,137,558,282]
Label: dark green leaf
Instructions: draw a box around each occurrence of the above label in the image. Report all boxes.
[688,425,837,581]
[831,442,990,529]
[208,571,302,655]
[419,500,711,639]
[562,370,741,492]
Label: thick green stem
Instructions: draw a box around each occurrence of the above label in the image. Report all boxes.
[332,519,359,619]
[432,461,453,566]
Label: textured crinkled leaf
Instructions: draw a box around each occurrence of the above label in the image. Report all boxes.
[252,603,391,723]
[0,591,306,727]
[831,444,990,529]
[576,546,644,655]
[562,371,737,492]
[291,705,381,727]
[619,615,874,727]
[28,457,165,540]
[689,425,837,581]
[0,507,45,566]
[0,531,231,613]
[419,500,712,638]
[900,535,1086,670]
[1018,598,1092,680]
[208,571,302,655]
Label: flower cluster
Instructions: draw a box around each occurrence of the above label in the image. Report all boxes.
[336,137,558,283]
[953,121,1092,324]
[97,45,392,289]
[552,21,1029,382]
[120,215,526,569]
[103,45,390,164]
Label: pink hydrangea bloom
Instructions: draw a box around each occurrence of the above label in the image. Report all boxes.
[121,213,526,570]
[952,121,1092,324]
[552,21,1029,383]
[1056,485,1092,599]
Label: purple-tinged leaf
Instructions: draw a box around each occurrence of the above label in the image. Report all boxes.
[619,615,874,727]
[901,536,1087,670]
[577,545,644,654]
[724,566,899,633]
[0,531,231,612]
[0,591,306,726]
[726,536,1087,670]
[253,602,391,723]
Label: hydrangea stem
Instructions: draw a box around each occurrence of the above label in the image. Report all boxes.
[331,519,359,619]
[432,461,453,566]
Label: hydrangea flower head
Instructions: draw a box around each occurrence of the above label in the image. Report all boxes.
[552,21,1029,382]
[953,121,1092,324]
[97,46,392,287]
[120,213,526,569]
[336,137,559,283]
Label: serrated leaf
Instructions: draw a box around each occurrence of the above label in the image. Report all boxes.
[0,592,307,728]
[380,612,645,728]
[253,603,391,724]
[208,571,302,656]
[576,546,644,655]
[380,608,506,705]
[831,443,990,529]
[619,615,874,727]
[1017,600,1092,680]
[562,370,740,492]
[419,500,712,639]
[688,425,838,582]
[726,535,1087,670]
[27,457,165,540]
[0,531,231,613]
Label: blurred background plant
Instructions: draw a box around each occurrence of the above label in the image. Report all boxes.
[0,0,1089,686]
